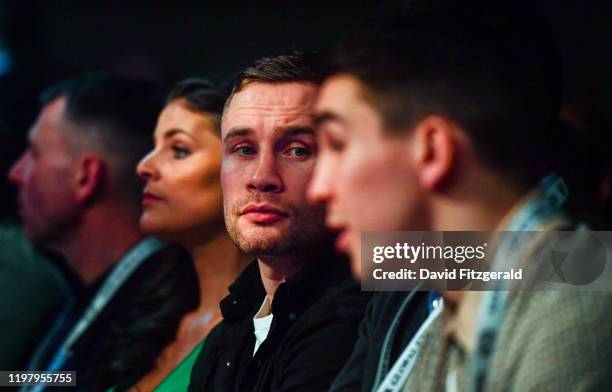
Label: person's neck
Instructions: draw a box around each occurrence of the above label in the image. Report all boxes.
[430,171,526,232]
[432,170,529,307]
[184,230,250,313]
[52,203,143,286]
[257,254,310,304]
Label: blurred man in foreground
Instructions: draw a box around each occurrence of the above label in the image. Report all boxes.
[309,2,612,391]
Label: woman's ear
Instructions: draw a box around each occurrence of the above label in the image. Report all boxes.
[411,115,457,191]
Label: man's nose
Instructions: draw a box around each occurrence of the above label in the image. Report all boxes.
[307,159,332,205]
[247,152,283,193]
[8,153,26,185]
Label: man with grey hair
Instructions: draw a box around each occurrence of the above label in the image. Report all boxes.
[10,73,196,391]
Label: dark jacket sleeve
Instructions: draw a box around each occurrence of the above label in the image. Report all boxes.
[273,285,370,391]
[329,297,375,392]
[330,290,430,392]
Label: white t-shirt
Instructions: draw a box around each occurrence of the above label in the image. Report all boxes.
[252,296,273,355]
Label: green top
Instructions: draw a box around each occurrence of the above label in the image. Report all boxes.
[108,339,205,392]
[154,339,205,392]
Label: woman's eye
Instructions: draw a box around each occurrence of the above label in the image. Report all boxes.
[171,145,191,159]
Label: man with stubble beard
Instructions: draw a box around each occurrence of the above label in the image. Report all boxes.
[188,52,370,392]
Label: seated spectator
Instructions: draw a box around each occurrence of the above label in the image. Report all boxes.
[1,118,70,370]
[308,1,612,391]
[10,73,199,391]
[111,78,251,391]
[188,52,370,392]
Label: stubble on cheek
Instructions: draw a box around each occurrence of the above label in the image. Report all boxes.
[223,194,291,256]
[220,157,329,256]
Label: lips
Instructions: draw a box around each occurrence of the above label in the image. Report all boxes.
[142,190,163,205]
[241,204,288,224]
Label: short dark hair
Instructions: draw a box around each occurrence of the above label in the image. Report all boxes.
[225,51,329,111]
[333,1,562,188]
[40,73,163,202]
[166,78,227,130]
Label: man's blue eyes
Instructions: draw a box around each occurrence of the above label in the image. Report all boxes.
[172,144,310,159]
[234,146,311,158]
[237,146,256,155]
[288,147,309,157]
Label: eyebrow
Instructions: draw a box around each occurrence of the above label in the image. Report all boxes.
[276,126,315,139]
[160,129,197,141]
[223,128,251,144]
[223,126,315,144]
[314,112,342,127]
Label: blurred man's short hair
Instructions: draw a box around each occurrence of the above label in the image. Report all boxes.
[333,1,561,189]
[40,73,163,202]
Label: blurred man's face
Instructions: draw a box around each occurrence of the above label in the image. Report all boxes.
[9,97,79,244]
[221,81,328,257]
[308,74,426,278]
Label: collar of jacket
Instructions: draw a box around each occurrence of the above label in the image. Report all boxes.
[219,253,350,323]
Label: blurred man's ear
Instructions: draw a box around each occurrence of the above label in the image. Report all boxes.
[74,155,106,206]
[411,116,460,191]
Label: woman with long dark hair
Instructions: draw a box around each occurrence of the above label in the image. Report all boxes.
[113,79,249,391]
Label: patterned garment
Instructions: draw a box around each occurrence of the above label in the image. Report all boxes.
[403,290,612,391]
[401,207,612,392]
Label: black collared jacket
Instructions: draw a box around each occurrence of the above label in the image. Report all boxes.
[329,290,429,391]
[188,256,370,392]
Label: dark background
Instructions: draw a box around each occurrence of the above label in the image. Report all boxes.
[1,0,611,216]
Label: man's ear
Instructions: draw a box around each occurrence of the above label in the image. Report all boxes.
[74,155,106,206]
[411,116,458,191]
